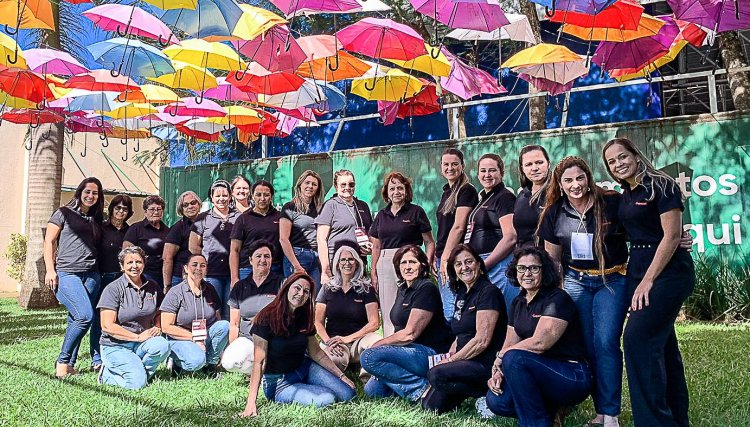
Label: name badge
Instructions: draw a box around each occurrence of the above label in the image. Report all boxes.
[463,222,474,244]
[571,232,594,260]
[428,353,450,369]
[354,227,370,248]
[192,319,208,341]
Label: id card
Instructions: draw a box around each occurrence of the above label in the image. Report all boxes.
[463,223,474,244]
[571,232,594,260]
[191,319,207,341]
[428,353,450,369]
[354,227,370,248]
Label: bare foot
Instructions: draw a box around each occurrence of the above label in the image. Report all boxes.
[55,363,70,379]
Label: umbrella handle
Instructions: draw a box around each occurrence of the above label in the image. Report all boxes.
[80,138,87,157]
[168,106,178,117]
[116,23,131,37]
[116,91,129,103]
[327,54,340,72]
[364,79,376,91]
[28,116,41,129]
[430,46,441,60]
[110,65,122,78]
[195,92,204,104]
[545,0,556,18]
[95,115,105,128]
[100,132,109,147]
[133,139,140,153]
[64,124,74,135]
[158,34,174,47]
[4,24,18,36]
[42,126,52,140]
[736,0,740,20]
[377,116,385,124]
[6,47,18,65]
[285,34,292,52]
[35,101,45,111]
[554,96,569,112]
[122,140,129,162]
[24,137,32,151]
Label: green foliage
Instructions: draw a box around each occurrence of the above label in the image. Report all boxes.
[684,253,750,322]
[4,234,27,283]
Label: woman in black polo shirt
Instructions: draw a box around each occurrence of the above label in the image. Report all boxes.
[221,240,283,374]
[483,246,592,425]
[240,272,355,418]
[537,156,629,426]
[45,177,105,378]
[163,190,201,289]
[514,145,551,248]
[124,195,170,288]
[422,244,507,414]
[369,171,434,336]
[315,245,380,379]
[230,180,283,285]
[603,138,695,427]
[100,194,134,288]
[361,245,452,402]
[97,246,169,389]
[467,154,518,311]
[435,148,479,320]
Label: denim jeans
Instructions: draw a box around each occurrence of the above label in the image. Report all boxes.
[481,252,518,313]
[563,270,628,416]
[436,258,455,321]
[486,349,593,427]
[239,264,283,282]
[100,272,121,288]
[283,247,321,294]
[262,357,355,407]
[361,343,435,401]
[143,273,164,289]
[56,270,102,367]
[167,320,229,371]
[170,275,183,287]
[100,337,170,389]
[205,276,231,319]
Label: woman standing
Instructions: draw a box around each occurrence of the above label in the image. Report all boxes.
[315,170,373,285]
[315,246,380,380]
[163,191,201,289]
[97,246,170,389]
[99,195,133,288]
[369,172,434,336]
[279,170,324,288]
[191,180,241,319]
[231,175,252,213]
[240,272,356,417]
[46,177,105,378]
[230,180,283,285]
[514,145,551,248]
[435,148,478,320]
[603,138,694,427]
[537,157,629,427]
[466,154,518,311]
[124,196,170,288]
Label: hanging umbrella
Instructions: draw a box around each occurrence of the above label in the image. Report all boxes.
[530,0,618,15]
[549,0,643,30]
[440,50,505,100]
[296,35,342,61]
[337,18,428,61]
[0,92,36,109]
[83,4,178,45]
[258,79,326,109]
[66,115,114,134]
[410,0,509,32]
[667,0,750,33]
[378,83,441,124]
[309,83,346,111]
[269,0,360,17]
[0,0,55,32]
[64,70,140,92]
[351,68,424,101]
[227,63,305,95]
[161,0,244,39]
[162,39,246,71]
[142,0,197,10]
[389,45,451,77]
[177,119,225,141]
[121,84,179,104]
[232,25,307,73]
[2,108,64,126]
[203,77,258,102]
[446,13,537,43]
[164,97,226,117]
[64,91,127,113]
[0,68,55,104]
[562,13,665,42]
[110,117,167,129]
[23,48,88,75]
[207,105,264,127]
[104,103,159,119]
[592,18,680,71]
[296,50,370,81]
[148,61,218,93]
[204,4,287,42]
[0,32,27,68]
[502,43,588,95]
[88,38,176,78]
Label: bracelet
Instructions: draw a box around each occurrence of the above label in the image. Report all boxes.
[338,372,345,378]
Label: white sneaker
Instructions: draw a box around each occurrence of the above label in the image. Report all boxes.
[603,415,620,427]
[475,397,496,419]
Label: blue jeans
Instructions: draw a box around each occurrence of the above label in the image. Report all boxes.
[171,275,183,287]
[100,337,170,389]
[205,276,231,319]
[564,270,628,416]
[100,272,120,288]
[167,320,229,371]
[55,270,102,367]
[262,357,355,407]
[239,264,283,282]
[361,343,435,401]
[486,349,593,427]
[436,258,455,320]
[481,252,518,313]
[143,273,164,289]
[283,247,321,294]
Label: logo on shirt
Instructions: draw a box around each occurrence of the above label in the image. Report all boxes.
[635,202,649,206]
[531,314,541,318]
[354,299,364,303]
[401,219,412,223]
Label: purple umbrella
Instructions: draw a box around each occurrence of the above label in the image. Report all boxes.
[592,18,680,71]
[440,49,505,100]
[204,77,259,103]
[530,0,617,15]
[232,25,307,73]
[24,48,89,75]
[411,0,510,32]
[667,0,750,33]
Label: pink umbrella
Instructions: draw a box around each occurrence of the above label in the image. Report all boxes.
[337,18,428,61]
[296,35,342,61]
[163,97,226,117]
[24,48,89,75]
[440,50,505,100]
[83,4,178,45]
[148,110,192,125]
[411,0,510,32]
[269,0,360,16]
[377,100,400,125]
[667,0,750,33]
[232,26,306,73]
[66,115,114,134]
[204,77,258,102]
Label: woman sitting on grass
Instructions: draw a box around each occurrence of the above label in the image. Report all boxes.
[240,272,355,418]
[97,246,169,389]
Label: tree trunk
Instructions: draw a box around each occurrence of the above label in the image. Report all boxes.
[519,0,547,130]
[719,31,750,111]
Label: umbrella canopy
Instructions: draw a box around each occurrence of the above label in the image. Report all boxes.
[161,0,244,39]
[64,91,127,113]
[592,17,680,71]
[351,68,424,101]
[149,61,218,92]
[296,50,370,81]
[233,25,307,73]
[110,117,168,129]
[562,13,665,42]
[446,13,536,43]
[0,32,27,68]
[23,48,88,75]
[309,83,346,111]
[296,35,342,61]
[337,18,427,61]
[88,38,176,78]
[164,97,226,117]
[258,79,326,109]
[163,39,246,71]
[389,45,451,77]
[530,0,618,14]
[142,0,197,10]
[177,120,225,141]
[66,115,114,134]
[549,0,643,30]
[269,0,360,17]
[397,84,441,118]
[667,0,750,33]
[441,51,505,100]
[83,4,177,44]
[0,0,55,31]
[2,108,64,125]
[0,68,55,103]
[227,63,305,95]
[121,84,179,104]
[411,0,510,32]
[104,103,159,119]
[64,70,140,92]
[207,105,264,126]
[0,92,36,109]
[204,4,286,42]
[203,76,258,102]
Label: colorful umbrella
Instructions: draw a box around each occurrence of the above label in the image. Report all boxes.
[337,18,428,62]
[592,17,680,71]
[502,43,588,95]
[258,79,326,109]
[203,4,286,42]
[440,50,505,100]
[0,0,55,32]
[120,84,179,104]
[142,0,197,10]
[309,83,346,111]
[164,97,226,117]
[667,0,750,33]
[2,108,64,126]
[87,38,176,78]
[23,48,88,75]
[296,50,370,81]
[411,0,509,32]
[0,92,36,109]
[445,13,537,43]
[378,83,441,125]
[176,120,225,141]
[232,25,306,73]
[148,61,218,92]
[207,105,264,126]
[64,91,127,113]
[389,45,451,77]
[562,13,665,42]
[161,0,244,39]
[269,0,360,17]
[83,4,178,45]
[531,0,618,15]
[0,68,55,104]
[104,103,159,119]
[64,70,140,92]
[203,77,258,102]
[351,68,424,101]
[296,35,342,61]
[0,32,27,68]
[227,63,305,95]
[163,39,246,71]
[549,0,643,30]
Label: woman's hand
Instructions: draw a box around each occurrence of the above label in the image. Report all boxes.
[439,262,448,286]
[340,374,355,390]
[487,369,504,394]
[324,339,346,357]
[195,340,206,351]
[359,243,372,256]
[45,270,58,291]
[321,270,333,285]
[293,264,306,274]
[679,230,694,252]
[631,279,655,311]
[370,271,379,293]
[239,402,258,418]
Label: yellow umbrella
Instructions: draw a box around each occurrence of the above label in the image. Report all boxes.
[0,92,36,109]
[0,31,26,68]
[204,4,286,42]
[148,61,219,91]
[207,105,264,126]
[123,84,179,104]
[611,40,689,82]
[562,14,665,42]
[351,68,423,101]
[163,39,246,71]
[103,103,158,119]
[389,45,451,77]
[502,43,583,68]
[0,0,55,31]
[140,0,197,10]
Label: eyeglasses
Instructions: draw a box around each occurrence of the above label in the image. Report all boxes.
[182,200,200,208]
[113,206,129,212]
[339,258,357,264]
[516,264,542,275]
[339,182,356,188]
[146,207,163,214]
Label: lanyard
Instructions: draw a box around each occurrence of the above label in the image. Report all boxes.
[340,197,363,228]
[192,286,206,321]
[573,198,593,234]
[467,189,498,225]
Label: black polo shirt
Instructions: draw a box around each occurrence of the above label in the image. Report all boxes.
[124,219,169,279]
[160,279,222,329]
[280,201,318,250]
[316,285,378,338]
[230,208,282,268]
[509,287,586,362]
[369,203,432,249]
[251,310,315,374]
[391,277,453,353]
[228,273,283,338]
[97,274,162,346]
[538,192,629,270]
[451,276,507,367]
[165,216,194,276]
[467,184,516,254]
[99,220,129,274]
[619,175,684,244]
[513,188,544,247]
[192,209,241,276]
[48,207,100,273]
[436,183,478,258]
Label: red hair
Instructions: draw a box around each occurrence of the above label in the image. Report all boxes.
[253,272,315,337]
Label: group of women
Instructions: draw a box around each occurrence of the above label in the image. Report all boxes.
[45,137,695,427]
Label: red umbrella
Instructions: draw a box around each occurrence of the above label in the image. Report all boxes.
[2,109,65,126]
[227,63,304,95]
[0,68,55,104]
[549,0,643,30]
[63,70,139,92]
[175,123,223,142]
[232,26,306,73]
[397,84,441,118]
[337,18,427,61]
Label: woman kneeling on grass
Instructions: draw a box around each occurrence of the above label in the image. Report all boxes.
[240,272,355,418]
[97,247,169,389]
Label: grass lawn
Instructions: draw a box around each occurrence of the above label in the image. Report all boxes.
[1,298,749,427]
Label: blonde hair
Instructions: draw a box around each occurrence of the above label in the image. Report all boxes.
[292,170,324,215]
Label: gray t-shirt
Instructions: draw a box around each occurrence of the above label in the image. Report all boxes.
[191,209,240,276]
[228,273,283,337]
[97,274,162,346]
[280,201,318,250]
[314,196,372,259]
[160,280,222,331]
[49,207,100,273]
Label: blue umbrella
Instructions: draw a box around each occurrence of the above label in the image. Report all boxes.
[161,0,244,39]
[87,38,176,78]
[309,83,346,112]
[65,91,128,113]
[531,0,618,15]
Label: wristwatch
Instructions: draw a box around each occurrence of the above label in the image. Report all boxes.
[495,351,503,362]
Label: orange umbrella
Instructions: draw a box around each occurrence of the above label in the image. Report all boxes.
[296,51,370,82]
[0,0,55,31]
[562,13,664,42]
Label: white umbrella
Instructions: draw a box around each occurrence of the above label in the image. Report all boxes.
[259,79,326,110]
[446,13,537,44]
